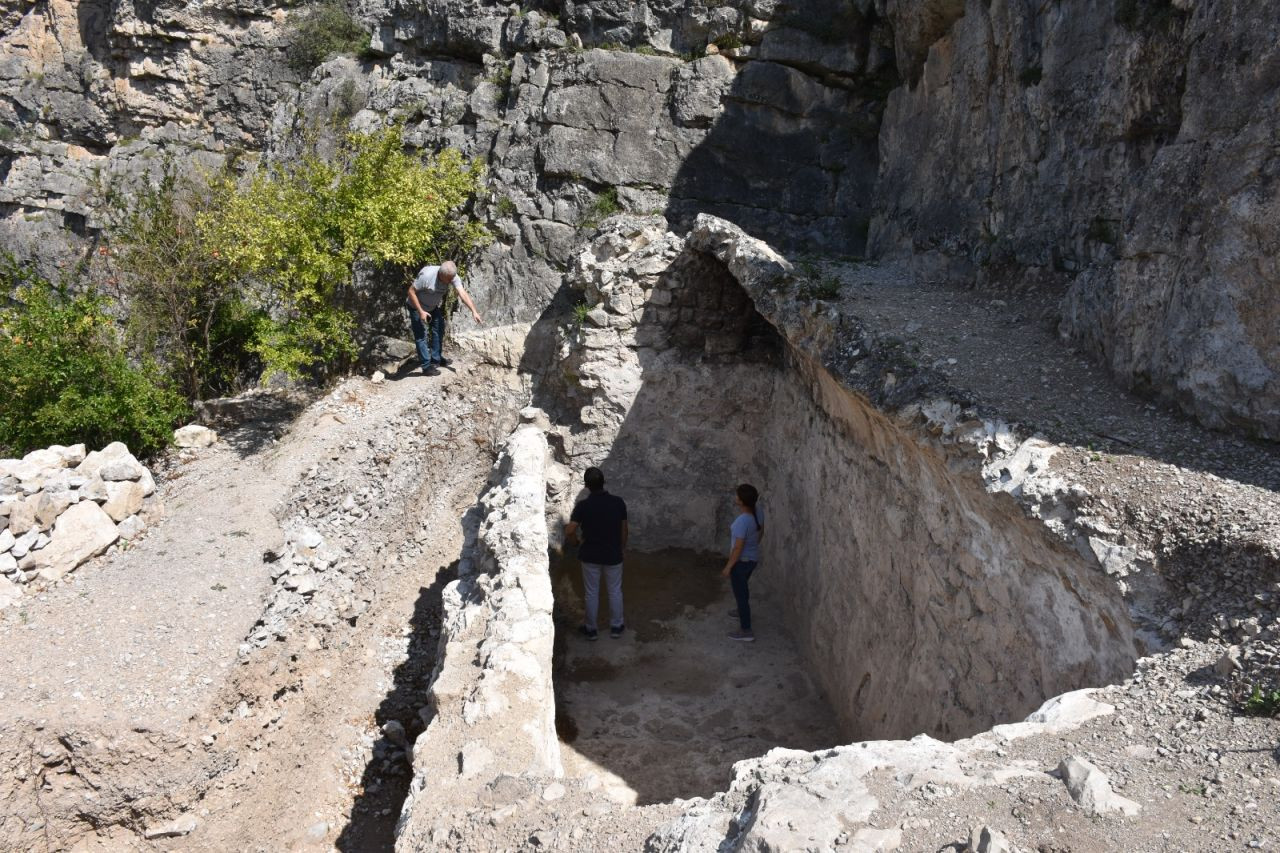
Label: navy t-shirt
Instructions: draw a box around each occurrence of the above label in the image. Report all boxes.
[570,491,628,565]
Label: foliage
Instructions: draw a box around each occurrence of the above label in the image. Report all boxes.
[285,1,369,76]
[495,196,517,218]
[580,186,621,228]
[203,125,488,380]
[572,301,591,328]
[1242,684,1280,718]
[0,258,188,456]
[106,167,264,400]
[712,33,743,51]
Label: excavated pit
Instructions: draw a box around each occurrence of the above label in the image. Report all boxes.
[550,549,842,804]
[536,222,1140,804]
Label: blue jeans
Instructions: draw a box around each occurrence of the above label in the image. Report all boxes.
[730,560,757,631]
[408,304,446,367]
[581,561,624,631]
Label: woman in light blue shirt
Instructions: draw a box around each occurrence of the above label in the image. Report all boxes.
[720,483,763,642]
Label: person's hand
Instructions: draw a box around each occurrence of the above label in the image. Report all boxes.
[419,310,430,323]
[471,310,483,325]
[720,566,731,579]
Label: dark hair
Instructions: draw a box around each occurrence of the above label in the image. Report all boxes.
[736,483,761,531]
[584,466,605,492]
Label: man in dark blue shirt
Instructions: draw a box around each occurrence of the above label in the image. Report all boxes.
[563,466,628,640]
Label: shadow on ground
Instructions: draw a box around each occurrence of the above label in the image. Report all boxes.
[335,560,458,852]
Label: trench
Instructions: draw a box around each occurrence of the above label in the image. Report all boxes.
[531,233,1140,806]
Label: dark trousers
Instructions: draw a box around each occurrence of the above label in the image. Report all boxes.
[408,305,446,367]
[730,560,758,631]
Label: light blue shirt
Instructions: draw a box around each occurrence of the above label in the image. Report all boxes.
[730,509,763,562]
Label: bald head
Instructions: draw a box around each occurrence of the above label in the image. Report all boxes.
[439,260,457,281]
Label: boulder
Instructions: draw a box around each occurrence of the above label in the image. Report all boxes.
[24,501,119,582]
[103,481,145,522]
[1057,756,1141,817]
[7,491,36,532]
[0,576,20,609]
[34,489,77,529]
[173,424,218,448]
[0,528,13,553]
[100,455,147,482]
[80,477,109,503]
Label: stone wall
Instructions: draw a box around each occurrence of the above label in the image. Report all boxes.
[395,412,561,850]
[537,215,1136,741]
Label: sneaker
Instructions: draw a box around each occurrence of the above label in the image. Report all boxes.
[728,630,755,642]
[436,356,452,367]
[579,625,598,641]
[422,365,440,376]
[728,609,739,618]
[610,623,625,639]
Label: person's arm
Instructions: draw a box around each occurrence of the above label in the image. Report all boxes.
[407,284,430,322]
[721,538,745,577]
[454,283,483,324]
[564,520,579,543]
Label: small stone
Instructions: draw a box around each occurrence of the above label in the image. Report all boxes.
[143,814,199,839]
[100,456,146,482]
[117,515,146,541]
[968,825,1014,853]
[0,552,16,574]
[11,528,38,559]
[1215,646,1242,677]
[542,782,566,802]
[0,528,13,553]
[382,719,407,747]
[371,370,386,384]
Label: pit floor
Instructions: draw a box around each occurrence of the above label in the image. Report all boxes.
[551,549,843,806]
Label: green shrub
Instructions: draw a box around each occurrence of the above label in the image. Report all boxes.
[105,167,264,401]
[203,126,489,381]
[580,186,620,228]
[799,275,842,302]
[712,33,743,51]
[285,1,369,76]
[0,259,188,457]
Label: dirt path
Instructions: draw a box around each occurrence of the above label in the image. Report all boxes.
[0,354,528,851]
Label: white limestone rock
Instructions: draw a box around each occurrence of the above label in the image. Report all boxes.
[0,576,21,609]
[0,528,13,553]
[1057,756,1141,817]
[173,424,218,448]
[102,480,145,522]
[24,501,119,582]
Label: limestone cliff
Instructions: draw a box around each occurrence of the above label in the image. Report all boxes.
[0,0,1275,438]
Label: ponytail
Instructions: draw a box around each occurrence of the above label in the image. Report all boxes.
[736,483,761,532]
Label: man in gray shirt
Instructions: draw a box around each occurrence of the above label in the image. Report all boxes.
[407,260,484,375]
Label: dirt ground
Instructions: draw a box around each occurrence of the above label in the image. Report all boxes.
[551,549,843,806]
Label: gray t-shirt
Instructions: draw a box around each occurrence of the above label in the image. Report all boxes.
[730,508,763,562]
[411,265,462,311]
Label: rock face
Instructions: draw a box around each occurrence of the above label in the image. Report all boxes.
[871,1,1280,439]
[2,0,1276,437]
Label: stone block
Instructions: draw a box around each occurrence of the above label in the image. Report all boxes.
[173,424,218,448]
[25,500,119,582]
[103,480,145,522]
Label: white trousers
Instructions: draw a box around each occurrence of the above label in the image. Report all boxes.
[581,561,624,630]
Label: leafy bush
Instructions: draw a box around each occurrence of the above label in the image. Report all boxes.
[0,258,188,456]
[105,168,264,400]
[203,126,489,380]
[285,1,369,76]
